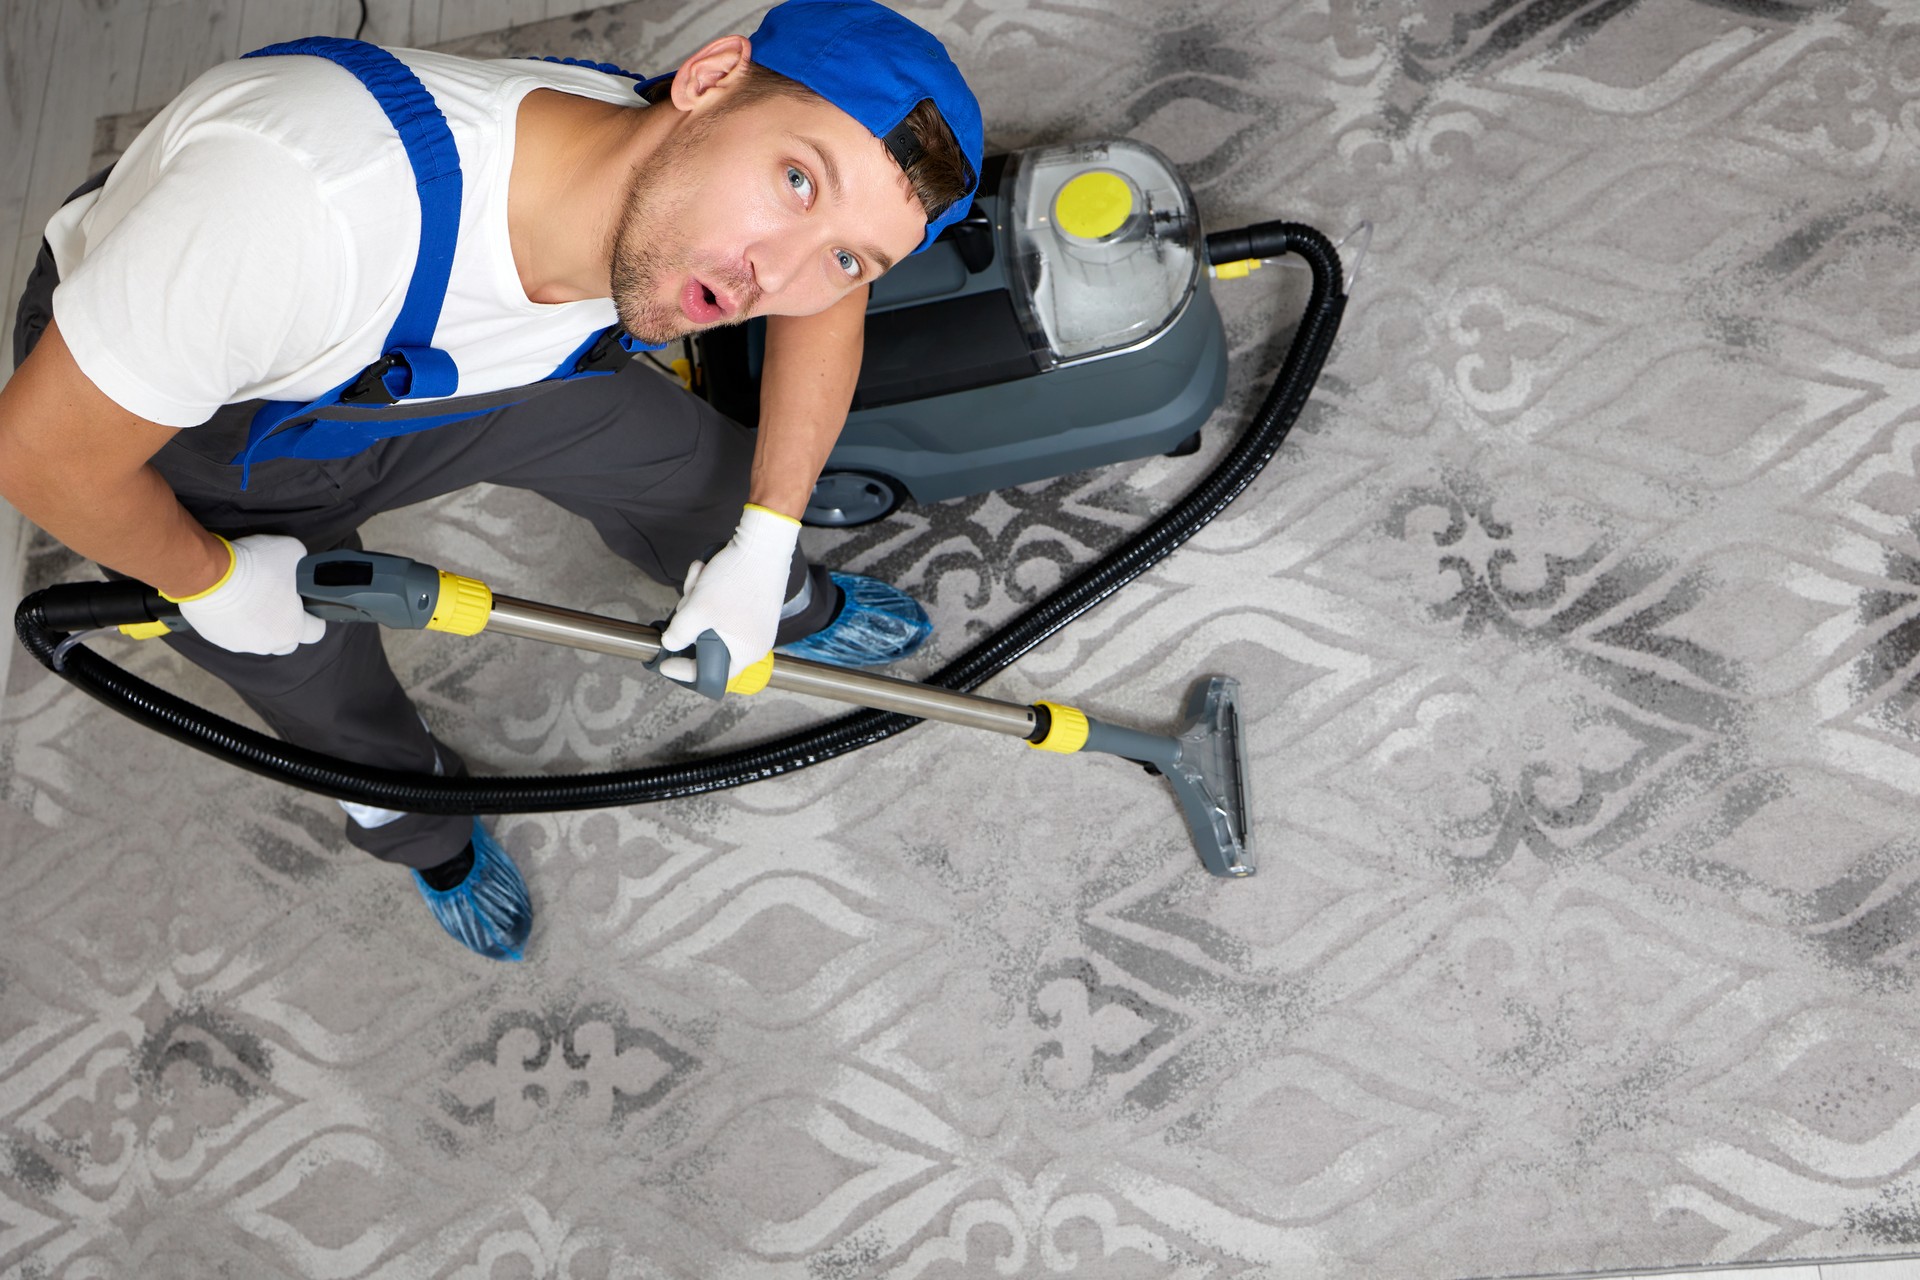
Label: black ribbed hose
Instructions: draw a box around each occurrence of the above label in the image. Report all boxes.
[14,221,1347,813]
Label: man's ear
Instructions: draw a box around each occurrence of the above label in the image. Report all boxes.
[671,34,752,112]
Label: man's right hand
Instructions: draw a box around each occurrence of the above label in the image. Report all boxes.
[166,533,325,655]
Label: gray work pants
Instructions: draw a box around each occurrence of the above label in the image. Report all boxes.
[16,231,836,869]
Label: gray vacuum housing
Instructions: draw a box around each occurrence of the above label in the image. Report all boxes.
[693,139,1229,526]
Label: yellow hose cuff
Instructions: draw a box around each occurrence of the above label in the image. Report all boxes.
[426,571,492,635]
[119,620,173,640]
[159,535,235,603]
[1027,701,1090,753]
[1211,258,1262,280]
[726,652,775,696]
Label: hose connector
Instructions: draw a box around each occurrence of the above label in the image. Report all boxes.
[1204,221,1298,269]
[427,572,492,635]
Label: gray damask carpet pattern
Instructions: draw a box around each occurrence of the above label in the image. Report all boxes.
[5,0,1920,1276]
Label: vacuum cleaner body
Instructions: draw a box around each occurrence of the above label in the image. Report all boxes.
[693,139,1229,526]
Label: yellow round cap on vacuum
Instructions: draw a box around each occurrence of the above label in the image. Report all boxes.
[1054,171,1135,241]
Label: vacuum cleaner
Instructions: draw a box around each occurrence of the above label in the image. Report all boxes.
[13,138,1353,880]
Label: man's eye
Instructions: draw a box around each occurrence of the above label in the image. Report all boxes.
[834,249,862,279]
[786,166,814,201]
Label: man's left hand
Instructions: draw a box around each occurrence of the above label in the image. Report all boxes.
[658,503,801,682]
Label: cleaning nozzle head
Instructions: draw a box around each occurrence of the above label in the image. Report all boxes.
[1171,676,1254,878]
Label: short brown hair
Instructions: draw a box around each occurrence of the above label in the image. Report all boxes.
[718,61,975,232]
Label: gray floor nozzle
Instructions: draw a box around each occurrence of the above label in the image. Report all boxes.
[1075,676,1254,878]
[1166,676,1254,878]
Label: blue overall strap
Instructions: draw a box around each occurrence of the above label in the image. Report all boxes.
[517,55,676,107]
[234,37,464,478]
[228,43,670,476]
[245,38,461,387]
[521,55,651,87]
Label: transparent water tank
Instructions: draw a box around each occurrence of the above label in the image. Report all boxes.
[1002,139,1202,366]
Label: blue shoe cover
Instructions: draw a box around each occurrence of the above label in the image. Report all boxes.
[411,820,532,962]
[779,572,932,667]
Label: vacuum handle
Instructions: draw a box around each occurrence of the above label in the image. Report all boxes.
[641,628,734,702]
[296,549,458,628]
[32,550,495,639]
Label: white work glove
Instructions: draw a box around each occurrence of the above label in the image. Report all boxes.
[165,533,326,656]
[658,504,801,682]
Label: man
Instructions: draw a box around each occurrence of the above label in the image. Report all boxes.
[0,0,984,961]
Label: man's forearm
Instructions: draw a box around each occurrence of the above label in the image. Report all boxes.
[1,457,229,599]
[0,320,229,599]
[749,285,867,518]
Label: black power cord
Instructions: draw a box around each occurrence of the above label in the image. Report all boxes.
[15,223,1348,813]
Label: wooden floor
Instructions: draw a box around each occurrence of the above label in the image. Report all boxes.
[0,0,591,695]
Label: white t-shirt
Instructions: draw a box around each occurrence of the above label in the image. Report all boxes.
[43,48,643,428]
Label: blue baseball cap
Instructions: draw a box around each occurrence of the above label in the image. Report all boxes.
[747,0,983,253]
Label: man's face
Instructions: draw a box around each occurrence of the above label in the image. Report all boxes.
[610,89,928,345]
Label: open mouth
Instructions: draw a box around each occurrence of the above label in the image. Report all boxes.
[681,277,728,325]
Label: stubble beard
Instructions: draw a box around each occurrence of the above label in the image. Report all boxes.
[609,160,691,346]
[608,116,758,346]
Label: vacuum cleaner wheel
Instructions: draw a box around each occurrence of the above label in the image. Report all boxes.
[805,470,906,527]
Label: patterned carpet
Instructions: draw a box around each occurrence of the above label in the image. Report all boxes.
[6,0,1920,1275]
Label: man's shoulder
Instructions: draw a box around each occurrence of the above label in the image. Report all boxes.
[168,46,643,161]
[159,52,411,167]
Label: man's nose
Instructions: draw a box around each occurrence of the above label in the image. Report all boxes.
[747,234,811,298]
